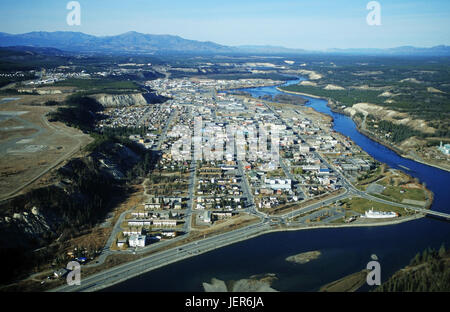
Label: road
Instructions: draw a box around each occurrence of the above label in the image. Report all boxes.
[49,94,449,292]
[155,108,175,150]
[262,100,445,218]
[0,109,89,201]
[52,218,270,292]
[184,156,197,233]
[278,157,305,199]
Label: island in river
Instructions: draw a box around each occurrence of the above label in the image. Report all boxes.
[286,250,322,264]
[203,274,278,292]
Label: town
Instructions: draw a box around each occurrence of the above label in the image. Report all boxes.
[0,54,443,292]
[94,74,432,254]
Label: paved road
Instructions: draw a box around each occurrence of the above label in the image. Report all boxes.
[155,108,175,150]
[184,156,197,233]
[52,219,270,292]
[260,100,431,217]
[278,157,305,199]
[49,96,449,292]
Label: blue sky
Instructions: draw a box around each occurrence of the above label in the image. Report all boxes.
[1,0,449,50]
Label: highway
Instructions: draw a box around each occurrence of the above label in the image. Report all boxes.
[50,95,449,292]
[52,218,270,292]
[262,100,448,219]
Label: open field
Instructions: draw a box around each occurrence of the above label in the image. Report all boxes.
[53,78,141,95]
[0,96,92,199]
[340,197,412,216]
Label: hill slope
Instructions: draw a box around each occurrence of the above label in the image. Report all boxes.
[0,31,232,54]
[1,31,449,55]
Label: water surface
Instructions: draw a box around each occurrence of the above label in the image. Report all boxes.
[105,78,449,292]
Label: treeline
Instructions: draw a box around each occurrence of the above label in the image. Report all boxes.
[376,120,423,143]
[375,244,449,292]
[283,60,450,133]
[0,156,122,284]
[0,73,36,88]
[86,133,158,179]
[0,133,159,284]
[281,85,382,107]
[100,126,149,138]
[47,94,105,132]
[0,116,160,284]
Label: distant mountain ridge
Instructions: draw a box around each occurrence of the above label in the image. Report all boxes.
[0,31,449,56]
[234,45,308,54]
[0,31,232,54]
[327,45,450,56]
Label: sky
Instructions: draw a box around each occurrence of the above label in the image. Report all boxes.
[1,0,449,50]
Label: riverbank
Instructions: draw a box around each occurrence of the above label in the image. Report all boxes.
[270,214,425,232]
[402,154,450,173]
[347,111,450,174]
[276,87,327,100]
[58,77,448,293]
[217,80,286,93]
[319,269,368,292]
[354,117,450,173]
[76,214,425,292]
[276,86,450,173]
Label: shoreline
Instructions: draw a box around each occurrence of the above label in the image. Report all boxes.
[402,154,450,173]
[51,79,442,292]
[71,213,425,292]
[216,79,287,93]
[353,116,450,173]
[276,86,450,173]
[275,87,326,100]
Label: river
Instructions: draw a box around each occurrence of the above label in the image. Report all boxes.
[104,77,449,292]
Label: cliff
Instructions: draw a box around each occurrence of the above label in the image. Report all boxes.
[94,93,148,107]
[0,141,144,284]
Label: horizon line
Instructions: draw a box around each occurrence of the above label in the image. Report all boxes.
[1,30,449,52]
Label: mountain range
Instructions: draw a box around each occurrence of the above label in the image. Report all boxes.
[0,31,449,56]
[0,31,231,54]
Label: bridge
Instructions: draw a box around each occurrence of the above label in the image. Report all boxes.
[407,207,450,220]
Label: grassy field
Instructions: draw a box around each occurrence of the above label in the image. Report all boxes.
[54,78,140,94]
[266,168,286,178]
[341,197,411,216]
[281,84,382,108]
[380,186,427,203]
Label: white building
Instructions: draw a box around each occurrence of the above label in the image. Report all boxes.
[264,178,292,190]
[438,141,450,155]
[200,211,212,223]
[128,234,146,248]
[152,219,178,227]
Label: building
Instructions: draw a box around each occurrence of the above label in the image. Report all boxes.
[152,219,178,227]
[117,239,127,248]
[161,230,177,238]
[128,234,146,248]
[123,229,142,236]
[438,141,450,155]
[128,219,152,227]
[264,178,292,190]
[200,211,212,223]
